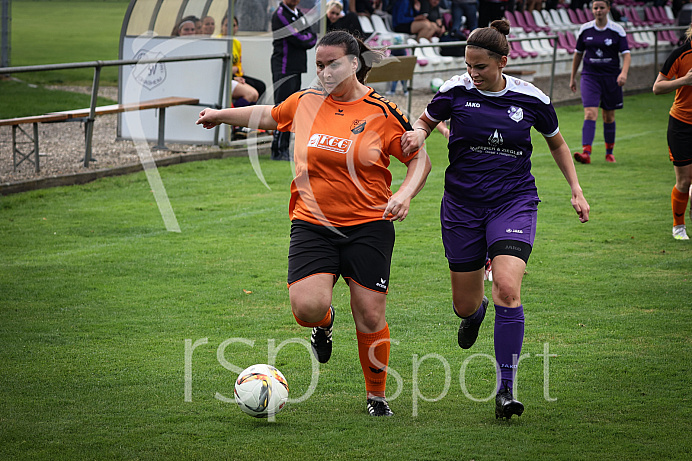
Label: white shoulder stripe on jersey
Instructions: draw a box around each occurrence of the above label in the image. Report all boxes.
[438,72,551,105]
[578,19,627,37]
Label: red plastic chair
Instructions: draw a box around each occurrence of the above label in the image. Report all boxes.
[556,31,575,53]
[509,35,537,58]
[564,30,578,49]
[656,6,675,25]
[626,32,647,49]
[509,10,535,33]
[584,7,594,22]
[567,8,583,25]
[523,10,550,33]
[575,8,588,24]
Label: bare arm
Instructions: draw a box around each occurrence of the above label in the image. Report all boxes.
[196,105,278,131]
[383,148,432,222]
[617,52,631,86]
[653,69,692,95]
[570,52,583,93]
[401,113,438,155]
[545,132,590,223]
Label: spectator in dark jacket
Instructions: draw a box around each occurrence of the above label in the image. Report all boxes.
[271,0,318,161]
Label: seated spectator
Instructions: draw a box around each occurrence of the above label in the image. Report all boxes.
[350,0,376,16]
[421,0,446,36]
[219,16,267,105]
[201,16,216,36]
[172,16,198,36]
[327,0,366,37]
[391,0,439,40]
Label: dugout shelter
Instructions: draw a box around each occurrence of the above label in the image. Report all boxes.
[118,0,323,145]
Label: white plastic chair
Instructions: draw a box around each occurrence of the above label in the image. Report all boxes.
[532,10,552,32]
[558,8,577,30]
[541,10,559,31]
[408,37,441,67]
[419,37,454,66]
[359,15,374,35]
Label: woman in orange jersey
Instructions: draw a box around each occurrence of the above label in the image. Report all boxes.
[653,23,692,241]
[197,30,431,416]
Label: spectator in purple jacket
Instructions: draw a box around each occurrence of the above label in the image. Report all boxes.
[271,0,318,161]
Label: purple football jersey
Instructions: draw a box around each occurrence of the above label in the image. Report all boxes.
[425,73,559,207]
[575,19,630,76]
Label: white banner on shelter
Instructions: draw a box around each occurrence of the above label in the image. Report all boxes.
[119,36,230,145]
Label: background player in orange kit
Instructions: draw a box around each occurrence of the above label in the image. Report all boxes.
[653,22,692,241]
[197,30,431,416]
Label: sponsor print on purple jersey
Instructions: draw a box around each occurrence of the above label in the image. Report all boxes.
[575,19,630,77]
[425,73,559,207]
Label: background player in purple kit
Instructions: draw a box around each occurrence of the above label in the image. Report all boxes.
[402,19,590,420]
[570,0,631,164]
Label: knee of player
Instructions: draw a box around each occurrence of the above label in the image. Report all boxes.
[290,298,331,323]
[453,297,484,317]
[491,279,522,307]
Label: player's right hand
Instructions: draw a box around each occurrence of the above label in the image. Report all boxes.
[196,108,219,130]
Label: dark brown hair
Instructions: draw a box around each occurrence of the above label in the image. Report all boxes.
[317,30,383,84]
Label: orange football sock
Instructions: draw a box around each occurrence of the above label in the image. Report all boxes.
[672,186,689,226]
[293,307,332,328]
[357,324,390,397]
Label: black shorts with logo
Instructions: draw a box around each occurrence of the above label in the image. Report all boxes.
[287,219,395,293]
[668,115,692,167]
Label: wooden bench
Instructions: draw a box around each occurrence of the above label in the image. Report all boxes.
[366,55,418,115]
[0,113,70,173]
[1,96,199,172]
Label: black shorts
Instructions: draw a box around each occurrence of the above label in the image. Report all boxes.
[287,219,395,293]
[667,115,692,167]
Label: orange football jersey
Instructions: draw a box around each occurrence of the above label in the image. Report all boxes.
[271,88,420,227]
[660,42,692,125]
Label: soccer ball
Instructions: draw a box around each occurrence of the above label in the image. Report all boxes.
[234,364,289,418]
[430,77,444,93]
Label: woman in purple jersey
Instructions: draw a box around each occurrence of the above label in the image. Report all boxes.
[570,0,631,164]
[402,19,590,420]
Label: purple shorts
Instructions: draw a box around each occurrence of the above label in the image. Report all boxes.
[580,73,623,111]
[441,195,538,272]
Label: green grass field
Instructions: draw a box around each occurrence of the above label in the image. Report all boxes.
[1,91,690,459]
[1,1,691,459]
[6,0,128,85]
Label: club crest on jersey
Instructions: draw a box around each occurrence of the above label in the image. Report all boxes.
[350,120,366,134]
[605,38,612,46]
[508,106,523,123]
[307,133,353,154]
[488,129,504,147]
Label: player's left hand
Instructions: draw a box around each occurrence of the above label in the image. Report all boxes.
[571,191,590,223]
[617,73,627,87]
[383,194,411,222]
[401,129,426,155]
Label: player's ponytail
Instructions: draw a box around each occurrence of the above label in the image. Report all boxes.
[466,19,511,59]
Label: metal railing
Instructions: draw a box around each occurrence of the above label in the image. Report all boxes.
[0,53,230,167]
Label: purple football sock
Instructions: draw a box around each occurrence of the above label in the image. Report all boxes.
[582,119,596,151]
[604,122,616,154]
[494,304,524,391]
